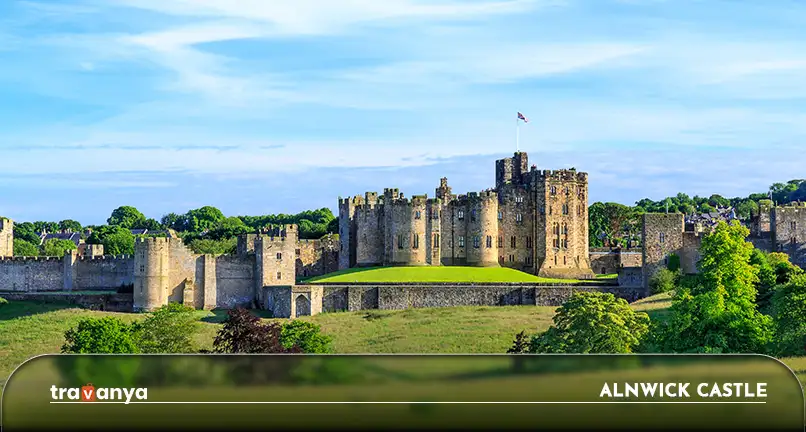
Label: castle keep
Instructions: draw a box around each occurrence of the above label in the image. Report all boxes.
[338,152,595,279]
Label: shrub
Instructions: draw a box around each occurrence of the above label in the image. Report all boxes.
[281,321,333,353]
[649,268,678,294]
[13,239,39,257]
[134,303,198,353]
[771,274,806,356]
[666,253,680,272]
[0,297,7,308]
[211,308,301,353]
[511,292,650,354]
[62,317,140,353]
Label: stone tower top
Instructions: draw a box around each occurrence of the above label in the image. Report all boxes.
[495,151,529,189]
[435,177,452,200]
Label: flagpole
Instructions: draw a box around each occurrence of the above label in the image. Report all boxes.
[516,116,520,152]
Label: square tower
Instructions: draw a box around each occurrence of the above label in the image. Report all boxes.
[641,213,685,290]
[0,218,13,257]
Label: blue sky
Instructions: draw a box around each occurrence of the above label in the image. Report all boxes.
[1,0,806,225]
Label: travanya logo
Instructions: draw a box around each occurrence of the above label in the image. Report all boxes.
[50,383,148,404]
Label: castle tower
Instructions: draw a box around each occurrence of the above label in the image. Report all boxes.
[355,192,384,267]
[465,191,499,267]
[338,196,362,269]
[534,169,594,279]
[0,218,13,257]
[133,237,170,312]
[435,177,452,200]
[409,195,428,266]
[425,198,442,265]
[255,224,298,307]
[641,213,685,290]
[771,202,806,267]
[495,152,529,189]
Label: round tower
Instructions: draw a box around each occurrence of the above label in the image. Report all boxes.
[409,195,428,266]
[465,191,499,267]
[384,192,415,266]
[133,237,169,312]
[356,192,384,267]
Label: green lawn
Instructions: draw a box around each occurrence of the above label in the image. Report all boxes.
[303,266,596,284]
[0,292,803,395]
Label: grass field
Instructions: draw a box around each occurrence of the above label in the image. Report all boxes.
[0,291,803,394]
[303,266,607,284]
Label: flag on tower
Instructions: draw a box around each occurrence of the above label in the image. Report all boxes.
[517,112,528,123]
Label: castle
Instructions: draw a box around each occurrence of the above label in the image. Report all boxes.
[1,152,804,316]
[338,152,595,279]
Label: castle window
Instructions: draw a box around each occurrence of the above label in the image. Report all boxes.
[525,256,532,266]
[398,234,404,249]
[515,214,523,223]
[459,236,465,247]
[563,256,567,265]
[276,252,282,260]
[510,236,516,248]
[554,256,558,265]
[515,196,524,203]
[550,186,557,196]
[486,235,492,248]
[792,237,797,245]
[295,249,301,256]
[277,272,282,280]
[433,210,439,220]
[659,233,666,243]
[499,256,505,263]
[562,204,569,215]
[433,234,440,247]
[498,211,503,220]
[563,187,568,195]
[498,236,503,248]
[549,206,553,215]
[471,210,477,222]
[509,255,514,262]
[578,207,583,216]
[413,234,419,249]
[139,265,145,273]
[473,236,480,248]
[526,236,532,248]
[540,205,546,215]
[792,221,797,230]
[415,211,421,220]
[458,210,464,220]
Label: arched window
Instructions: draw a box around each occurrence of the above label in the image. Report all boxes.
[486,235,492,248]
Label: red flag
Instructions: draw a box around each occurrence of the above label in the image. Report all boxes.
[517,112,528,123]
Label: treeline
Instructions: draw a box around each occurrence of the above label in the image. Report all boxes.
[8,206,338,257]
[589,179,806,248]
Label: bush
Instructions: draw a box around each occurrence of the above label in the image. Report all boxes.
[62,317,140,353]
[281,321,333,353]
[666,253,680,272]
[13,239,39,257]
[649,268,678,294]
[134,303,198,353]
[0,297,7,308]
[772,274,806,356]
[211,308,301,353]
[510,292,650,354]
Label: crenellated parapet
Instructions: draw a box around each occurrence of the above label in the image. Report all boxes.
[534,168,588,183]
[0,256,63,262]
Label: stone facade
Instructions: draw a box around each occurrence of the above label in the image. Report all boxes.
[771,202,806,267]
[339,152,595,279]
[589,248,642,275]
[0,218,13,258]
[641,213,685,289]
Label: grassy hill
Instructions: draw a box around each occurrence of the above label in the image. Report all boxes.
[0,292,803,394]
[303,266,613,284]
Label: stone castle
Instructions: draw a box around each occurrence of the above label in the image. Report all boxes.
[338,152,595,279]
[0,152,804,317]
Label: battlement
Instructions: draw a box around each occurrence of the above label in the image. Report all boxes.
[0,218,11,230]
[0,256,62,262]
[339,195,365,206]
[411,194,428,205]
[135,236,175,245]
[77,254,133,261]
[260,224,298,239]
[776,202,806,210]
[536,169,588,182]
[456,190,498,203]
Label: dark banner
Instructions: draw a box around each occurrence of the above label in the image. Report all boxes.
[1,354,803,431]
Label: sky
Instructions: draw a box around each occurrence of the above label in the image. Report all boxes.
[1,0,806,225]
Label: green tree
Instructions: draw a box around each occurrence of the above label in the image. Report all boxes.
[107,206,147,229]
[13,222,41,245]
[42,238,77,257]
[160,213,183,231]
[87,225,135,255]
[13,239,39,256]
[281,321,333,353]
[208,217,251,240]
[62,317,140,353]
[187,238,237,255]
[736,200,759,220]
[512,292,650,353]
[182,206,225,233]
[650,221,773,353]
[133,303,198,353]
[771,274,806,356]
[58,219,83,233]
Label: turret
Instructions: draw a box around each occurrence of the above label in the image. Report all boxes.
[133,237,170,312]
[0,218,13,257]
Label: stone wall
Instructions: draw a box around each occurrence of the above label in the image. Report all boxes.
[642,213,684,289]
[214,254,254,308]
[772,204,806,267]
[0,292,133,312]
[297,236,339,279]
[0,257,64,292]
[267,281,639,317]
[72,255,134,291]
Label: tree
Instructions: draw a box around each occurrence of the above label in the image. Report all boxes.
[182,206,225,233]
[771,274,806,356]
[13,239,39,256]
[161,213,183,231]
[87,225,135,255]
[511,292,650,354]
[650,221,773,353]
[62,317,140,353]
[211,308,302,353]
[280,321,333,353]
[42,238,77,257]
[107,206,147,229]
[58,219,83,233]
[13,222,41,245]
[133,303,198,353]
[186,238,237,255]
[207,217,251,240]
[736,200,759,220]
[649,268,678,294]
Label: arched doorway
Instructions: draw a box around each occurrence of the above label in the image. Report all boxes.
[295,294,311,317]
